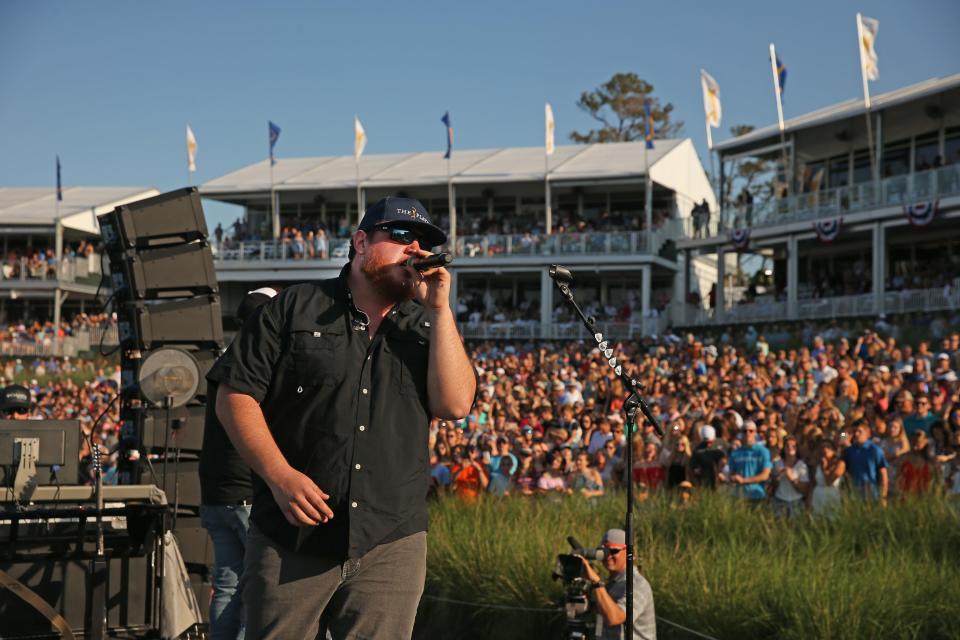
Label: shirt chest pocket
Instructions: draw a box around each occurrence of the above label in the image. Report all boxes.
[290,328,346,387]
[387,331,429,397]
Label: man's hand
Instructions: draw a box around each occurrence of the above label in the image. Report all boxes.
[410,249,452,311]
[578,555,602,584]
[268,466,335,526]
[731,473,744,485]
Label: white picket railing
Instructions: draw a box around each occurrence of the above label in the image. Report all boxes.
[673,285,960,326]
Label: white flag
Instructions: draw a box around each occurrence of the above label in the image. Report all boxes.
[700,69,722,129]
[545,103,555,156]
[857,14,879,81]
[186,125,197,173]
[354,116,367,161]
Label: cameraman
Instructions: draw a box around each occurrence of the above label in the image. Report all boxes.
[579,529,656,640]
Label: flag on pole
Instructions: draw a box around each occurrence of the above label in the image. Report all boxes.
[354,116,367,161]
[643,99,655,150]
[858,14,879,81]
[269,121,281,166]
[441,112,453,159]
[545,103,555,156]
[186,125,198,173]
[700,70,722,129]
[776,55,787,94]
[56,156,62,202]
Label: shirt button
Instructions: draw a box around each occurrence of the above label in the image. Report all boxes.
[367,355,372,361]
[355,463,362,470]
[359,425,366,432]
[362,388,368,395]
[351,501,358,508]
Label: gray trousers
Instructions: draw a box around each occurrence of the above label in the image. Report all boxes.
[242,524,426,640]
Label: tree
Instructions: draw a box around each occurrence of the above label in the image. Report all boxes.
[570,73,683,144]
[721,124,775,206]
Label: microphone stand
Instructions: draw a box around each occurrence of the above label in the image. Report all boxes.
[549,264,665,640]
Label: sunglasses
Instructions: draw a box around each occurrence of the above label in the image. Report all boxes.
[376,225,422,245]
[604,547,624,556]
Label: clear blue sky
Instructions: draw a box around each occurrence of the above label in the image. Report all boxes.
[1,0,957,229]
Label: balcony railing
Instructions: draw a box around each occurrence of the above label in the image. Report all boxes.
[682,165,960,239]
[455,231,652,257]
[0,325,119,358]
[672,285,960,326]
[215,238,352,262]
[458,317,667,340]
[213,223,689,265]
[0,256,102,286]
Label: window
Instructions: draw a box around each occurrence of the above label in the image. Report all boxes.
[945,127,960,166]
[827,155,850,189]
[914,132,940,172]
[881,139,910,178]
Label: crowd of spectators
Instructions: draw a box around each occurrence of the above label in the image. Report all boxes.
[0,313,116,349]
[5,313,960,512]
[213,208,674,260]
[2,240,97,280]
[428,327,960,512]
[1,357,121,484]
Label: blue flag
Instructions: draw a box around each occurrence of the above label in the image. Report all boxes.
[441,112,453,159]
[56,156,63,201]
[269,121,282,166]
[644,99,654,150]
[776,56,787,94]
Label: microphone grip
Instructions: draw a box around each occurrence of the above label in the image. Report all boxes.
[407,252,453,271]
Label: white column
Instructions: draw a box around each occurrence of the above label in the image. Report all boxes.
[540,268,554,339]
[715,246,726,322]
[641,265,652,335]
[447,182,457,253]
[873,223,885,315]
[787,235,798,320]
[272,191,281,239]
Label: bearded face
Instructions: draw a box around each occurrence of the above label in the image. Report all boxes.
[359,234,418,302]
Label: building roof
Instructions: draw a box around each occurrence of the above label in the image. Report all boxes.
[200,139,685,194]
[714,74,960,154]
[0,187,160,234]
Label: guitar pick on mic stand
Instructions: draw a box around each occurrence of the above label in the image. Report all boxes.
[549,263,667,640]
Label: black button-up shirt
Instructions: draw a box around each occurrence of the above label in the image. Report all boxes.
[208,265,433,559]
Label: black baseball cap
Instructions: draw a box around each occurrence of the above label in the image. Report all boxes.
[0,385,31,412]
[357,197,447,248]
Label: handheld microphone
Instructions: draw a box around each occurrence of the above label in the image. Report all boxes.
[549,264,573,283]
[406,252,453,271]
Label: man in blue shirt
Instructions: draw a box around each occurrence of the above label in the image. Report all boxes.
[842,418,888,500]
[727,421,772,501]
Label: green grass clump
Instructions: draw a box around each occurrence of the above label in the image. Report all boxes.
[415,492,960,640]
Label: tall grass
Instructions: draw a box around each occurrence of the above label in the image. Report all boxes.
[415,492,960,640]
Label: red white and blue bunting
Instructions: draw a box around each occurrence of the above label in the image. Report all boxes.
[812,217,843,243]
[904,200,938,227]
[728,228,750,252]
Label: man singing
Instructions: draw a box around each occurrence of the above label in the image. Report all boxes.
[213,197,475,639]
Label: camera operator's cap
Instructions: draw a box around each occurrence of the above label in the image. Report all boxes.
[600,529,627,549]
[357,197,447,248]
[0,384,31,412]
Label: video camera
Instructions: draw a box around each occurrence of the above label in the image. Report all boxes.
[552,536,606,640]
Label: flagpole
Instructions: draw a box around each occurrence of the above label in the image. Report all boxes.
[769,44,791,196]
[857,13,878,185]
